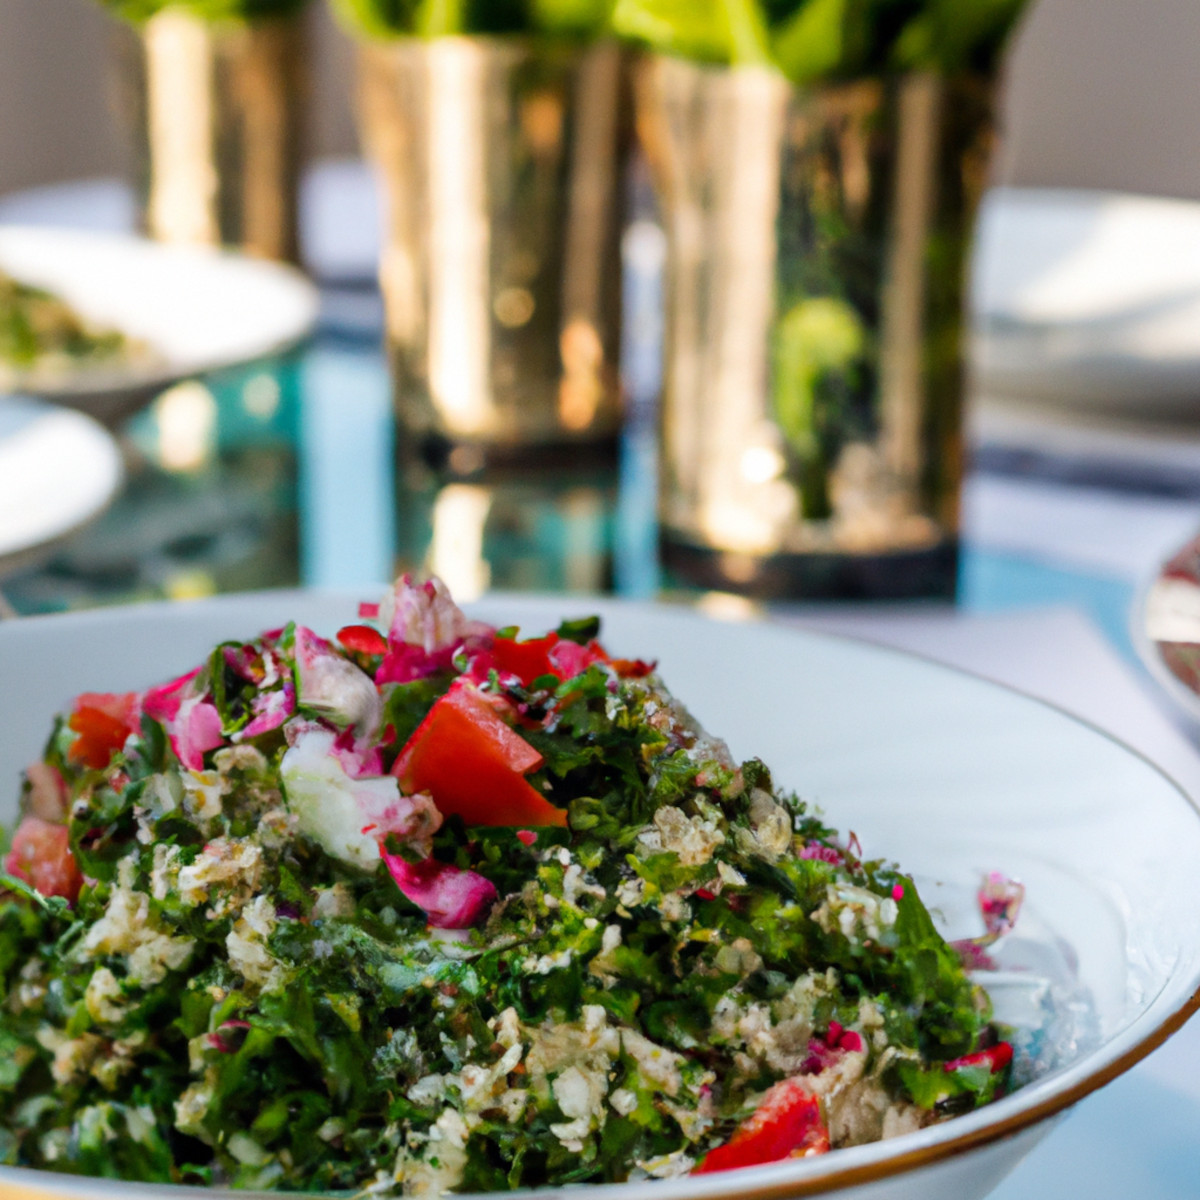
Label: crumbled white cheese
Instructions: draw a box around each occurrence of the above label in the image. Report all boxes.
[408,1075,450,1107]
[745,789,794,861]
[257,806,298,849]
[181,769,226,822]
[176,836,263,913]
[716,860,747,887]
[84,966,127,1025]
[521,948,574,976]
[457,1041,523,1115]
[549,1064,607,1149]
[588,924,623,986]
[36,1027,103,1086]
[490,1006,522,1050]
[149,843,180,902]
[881,1101,929,1140]
[174,1066,218,1141]
[146,772,181,815]
[639,805,724,866]
[813,883,898,944]
[636,1148,696,1178]
[621,1029,685,1097]
[312,883,355,920]
[80,859,194,986]
[398,1107,470,1197]
[561,863,606,908]
[226,894,283,991]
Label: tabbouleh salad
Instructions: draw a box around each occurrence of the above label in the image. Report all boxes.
[0,269,132,384]
[0,576,1021,1193]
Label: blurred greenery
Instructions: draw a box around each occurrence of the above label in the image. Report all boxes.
[101,0,308,20]
[613,0,1029,77]
[772,297,868,517]
[330,0,1028,80]
[330,0,615,38]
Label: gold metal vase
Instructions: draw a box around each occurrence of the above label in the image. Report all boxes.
[119,9,307,264]
[637,56,996,599]
[356,37,628,464]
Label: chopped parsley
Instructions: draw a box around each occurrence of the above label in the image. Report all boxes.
[0,577,1012,1192]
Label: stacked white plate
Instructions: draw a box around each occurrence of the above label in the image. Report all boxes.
[972,186,1200,419]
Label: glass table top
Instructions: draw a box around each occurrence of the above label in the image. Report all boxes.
[2,269,1196,682]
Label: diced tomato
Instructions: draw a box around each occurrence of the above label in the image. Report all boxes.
[393,684,566,827]
[492,634,561,687]
[67,692,139,770]
[693,1079,829,1174]
[609,657,656,678]
[5,816,83,902]
[337,624,389,657]
[944,1041,1013,1075]
[490,631,615,688]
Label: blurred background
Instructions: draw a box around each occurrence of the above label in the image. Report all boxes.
[5,4,1200,1196]
[7,0,1200,200]
[4,0,1200,670]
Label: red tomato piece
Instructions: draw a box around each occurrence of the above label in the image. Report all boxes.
[609,657,656,678]
[337,624,389,657]
[944,1041,1013,1074]
[491,634,561,687]
[5,815,83,902]
[394,684,566,827]
[694,1079,830,1174]
[67,692,139,770]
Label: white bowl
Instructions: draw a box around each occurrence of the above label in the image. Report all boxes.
[971,187,1200,419]
[1,592,1199,1200]
[0,226,319,424]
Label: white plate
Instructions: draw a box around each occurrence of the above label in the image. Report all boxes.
[971,187,1200,417]
[1,592,1199,1200]
[0,161,383,285]
[1132,529,1200,728]
[0,396,123,577]
[0,226,319,423]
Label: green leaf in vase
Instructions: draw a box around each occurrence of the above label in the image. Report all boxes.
[610,0,773,66]
[328,0,416,36]
[772,295,867,516]
[771,0,865,83]
[893,0,1029,74]
[531,0,614,37]
[102,0,309,21]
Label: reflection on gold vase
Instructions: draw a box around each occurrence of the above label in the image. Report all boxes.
[118,10,306,263]
[395,463,614,602]
[638,56,996,599]
[356,38,628,460]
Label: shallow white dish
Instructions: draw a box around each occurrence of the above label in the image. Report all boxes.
[1132,528,1200,729]
[0,161,383,286]
[1,592,1199,1200]
[0,396,123,577]
[0,226,319,423]
[971,186,1200,417]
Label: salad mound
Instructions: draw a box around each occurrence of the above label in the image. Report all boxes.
[0,577,1015,1193]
